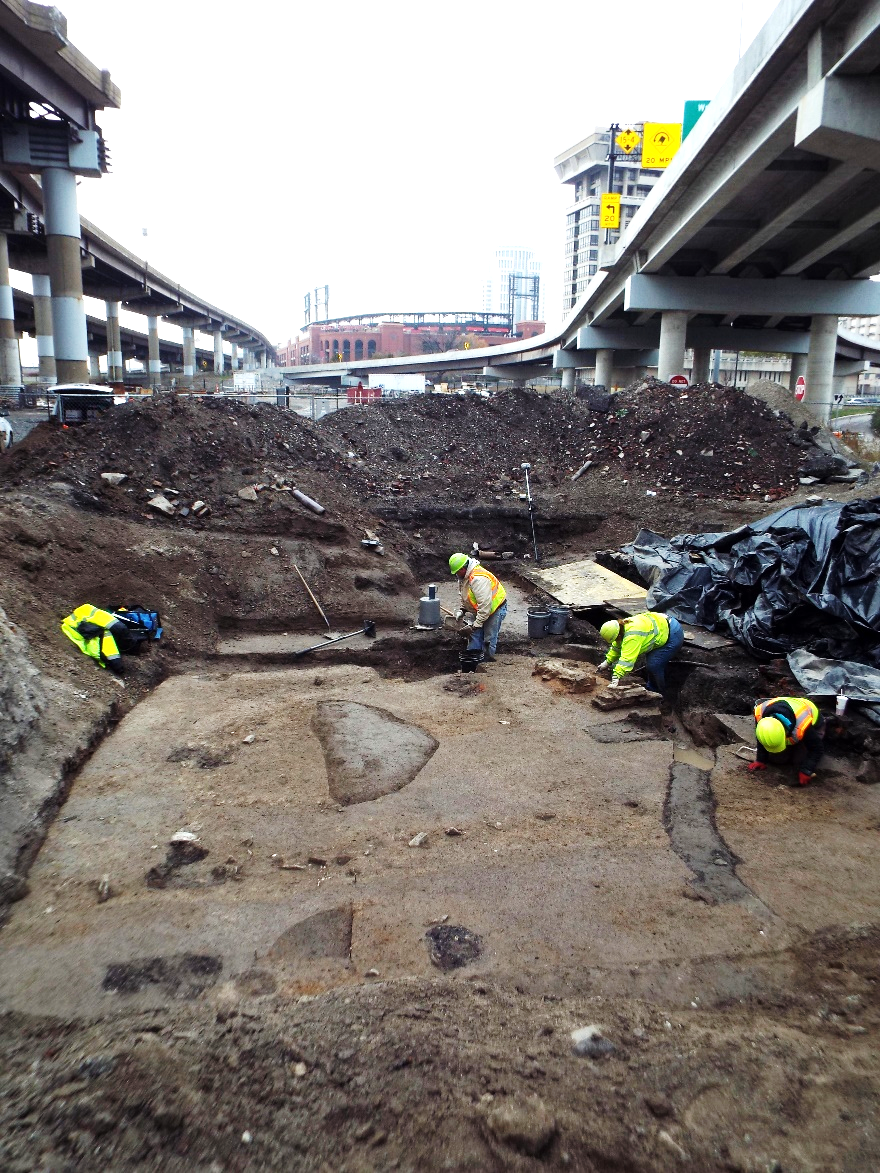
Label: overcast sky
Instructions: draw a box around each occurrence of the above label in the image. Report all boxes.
[29,0,779,346]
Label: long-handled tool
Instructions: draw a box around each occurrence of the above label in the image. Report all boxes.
[293,619,376,658]
[521,461,540,564]
[291,559,331,632]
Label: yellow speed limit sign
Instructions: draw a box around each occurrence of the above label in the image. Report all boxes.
[599,192,621,229]
[642,122,682,168]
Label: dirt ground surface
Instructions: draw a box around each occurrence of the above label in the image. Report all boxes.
[2,385,879,1171]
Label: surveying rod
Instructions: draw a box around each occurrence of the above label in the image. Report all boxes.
[521,462,540,564]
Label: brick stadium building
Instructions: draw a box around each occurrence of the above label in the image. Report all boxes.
[276,313,545,367]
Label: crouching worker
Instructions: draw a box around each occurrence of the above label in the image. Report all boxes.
[60,604,128,673]
[449,552,507,663]
[597,611,684,694]
[748,696,825,786]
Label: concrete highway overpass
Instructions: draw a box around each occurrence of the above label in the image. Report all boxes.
[282,0,880,418]
[0,0,274,387]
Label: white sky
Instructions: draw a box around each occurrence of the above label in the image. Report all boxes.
[24,0,779,347]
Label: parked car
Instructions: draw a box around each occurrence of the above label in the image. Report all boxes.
[50,384,123,424]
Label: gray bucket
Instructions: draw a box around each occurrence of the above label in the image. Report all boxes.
[547,605,570,636]
[528,608,551,638]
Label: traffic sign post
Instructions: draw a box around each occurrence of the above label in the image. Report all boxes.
[794,375,806,401]
[669,374,689,388]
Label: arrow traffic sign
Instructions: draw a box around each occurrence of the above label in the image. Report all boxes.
[615,128,641,155]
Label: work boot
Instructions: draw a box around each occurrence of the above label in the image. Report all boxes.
[482,650,496,663]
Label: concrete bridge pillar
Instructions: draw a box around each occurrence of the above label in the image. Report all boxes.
[805,315,837,422]
[230,342,239,371]
[691,347,711,384]
[43,167,89,385]
[105,300,123,382]
[32,274,55,383]
[657,311,688,382]
[148,316,161,387]
[595,348,614,389]
[213,329,223,374]
[0,233,22,388]
[89,352,101,380]
[260,350,267,370]
[789,351,807,391]
[182,327,195,386]
[560,367,575,392]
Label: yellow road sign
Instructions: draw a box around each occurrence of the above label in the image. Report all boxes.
[642,122,682,169]
[599,192,621,229]
[615,128,641,155]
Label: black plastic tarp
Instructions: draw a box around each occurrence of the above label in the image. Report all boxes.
[621,497,880,665]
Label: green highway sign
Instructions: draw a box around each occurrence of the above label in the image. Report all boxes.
[682,99,710,140]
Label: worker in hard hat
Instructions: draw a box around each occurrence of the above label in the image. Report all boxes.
[596,611,684,694]
[449,552,507,663]
[747,696,825,786]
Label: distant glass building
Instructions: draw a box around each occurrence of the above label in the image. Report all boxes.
[554,125,664,314]
[482,247,542,326]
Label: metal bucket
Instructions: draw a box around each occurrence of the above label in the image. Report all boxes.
[547,605,570,635]
[459,651,482,673]
[527,608,551,639]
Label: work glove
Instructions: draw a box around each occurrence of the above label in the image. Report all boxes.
[607,676,620,689]
[462,614,474,627]
[797,771,815,787]
[746,761,766,773]
[454,608,464,621]
[596,660,611,675]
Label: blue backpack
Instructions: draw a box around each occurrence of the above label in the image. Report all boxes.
[110,606,163,652]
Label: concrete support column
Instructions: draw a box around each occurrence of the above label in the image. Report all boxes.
[260,350,267,369]
[147,316,161,387]
[595,348,614,389]
[32,274,56,383]
[0,233,22,387]
[182,327,195,386]
[657,311,688,382]
[89,352,101,379]
[789,351,808,391]
[560,367,575,392]
[230,342,238,370]
[43,167,89,384]
[213,329,223,374]
[105,300,123,382]
[805,315,837,422]
[691,347,711,384]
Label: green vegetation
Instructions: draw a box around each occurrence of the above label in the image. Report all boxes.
[872,408,880,437]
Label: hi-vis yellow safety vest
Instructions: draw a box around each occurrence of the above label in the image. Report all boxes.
[465,565,506,615]
[754,697,819,744]
[61,604,122,668]
[605,611,670,679]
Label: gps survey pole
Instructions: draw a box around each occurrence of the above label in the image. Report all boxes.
[521,462,540,564]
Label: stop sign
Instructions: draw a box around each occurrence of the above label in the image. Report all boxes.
[794,374,806,402]
[669,374,689,387]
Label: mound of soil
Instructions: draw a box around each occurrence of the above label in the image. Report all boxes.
[319,383,805,504]
[0,395,371,531]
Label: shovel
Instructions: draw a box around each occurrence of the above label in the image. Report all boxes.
[293,619,377,658]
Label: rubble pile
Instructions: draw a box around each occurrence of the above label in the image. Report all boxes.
[0,396,369,526]
[320,383,807,502]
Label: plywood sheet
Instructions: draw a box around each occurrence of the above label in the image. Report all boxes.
[522,559,647,608]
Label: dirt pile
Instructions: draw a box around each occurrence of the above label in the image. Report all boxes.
[0,395,371,531]
[319,383,806,504]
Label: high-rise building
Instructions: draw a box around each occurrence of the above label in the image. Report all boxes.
[554,125,663,314]
[483,247,542,326]
[840,315,880,394]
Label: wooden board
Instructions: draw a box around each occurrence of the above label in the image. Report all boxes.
[521,559,647,608]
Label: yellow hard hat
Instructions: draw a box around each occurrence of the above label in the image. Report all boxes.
[599,620,621,644]
[449,552,468,574]
[756,716,787,754]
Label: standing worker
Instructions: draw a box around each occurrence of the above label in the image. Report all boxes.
[747,696,825,786]
[597,611,684,694]
[449,552,507,663]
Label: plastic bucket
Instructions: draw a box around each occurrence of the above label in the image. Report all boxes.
[547,605,570,636]
[459,651,482,673]
[527,608,551,638]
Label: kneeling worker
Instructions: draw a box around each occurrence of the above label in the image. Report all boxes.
[748,696,825,786]
[597,611,684,694]
[449,552,507,662]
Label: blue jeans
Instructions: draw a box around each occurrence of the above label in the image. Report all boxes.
[467,601,507,658]
[645,616,684,693]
